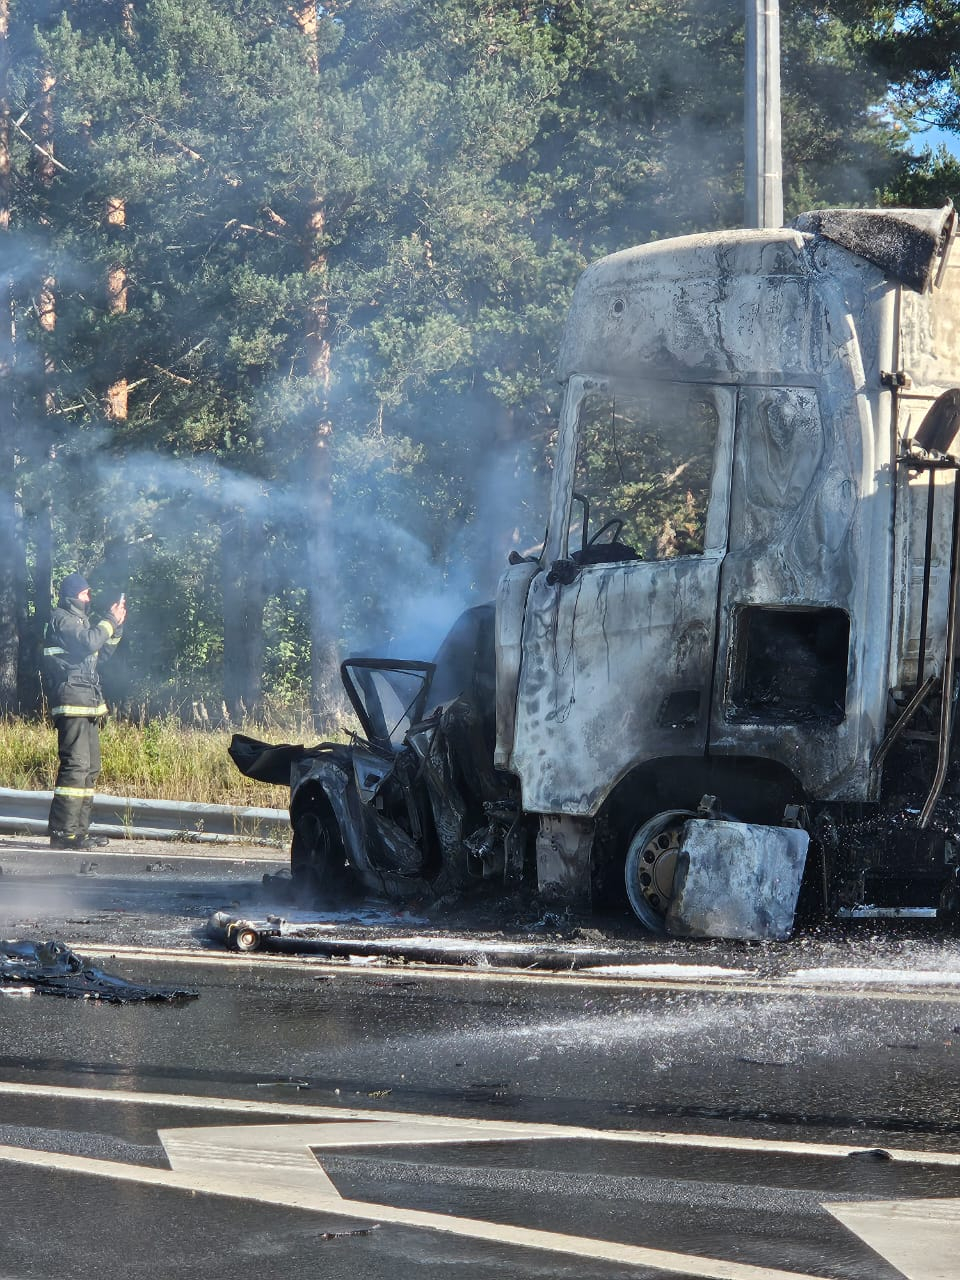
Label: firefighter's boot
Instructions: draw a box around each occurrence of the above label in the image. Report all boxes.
[48,788,86,848]
[77,793,109,848]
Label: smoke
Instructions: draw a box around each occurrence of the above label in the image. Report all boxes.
[362,439,550,662]
[0,0,916,721]
[48,408,551,704]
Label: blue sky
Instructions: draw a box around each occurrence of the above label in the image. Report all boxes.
[911,124,960,158]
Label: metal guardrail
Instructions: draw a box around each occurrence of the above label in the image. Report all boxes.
[0,787,289,845]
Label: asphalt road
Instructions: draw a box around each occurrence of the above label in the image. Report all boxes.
[0,832,958,1279]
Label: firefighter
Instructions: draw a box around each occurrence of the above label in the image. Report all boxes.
[44,573,127,850]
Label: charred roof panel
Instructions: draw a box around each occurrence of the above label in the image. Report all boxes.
[558,229,817,384]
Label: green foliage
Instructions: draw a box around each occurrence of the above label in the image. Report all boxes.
[879,146,960,208]
[2,0,958,734]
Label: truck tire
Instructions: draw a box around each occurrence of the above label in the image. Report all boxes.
[624,810,696,934]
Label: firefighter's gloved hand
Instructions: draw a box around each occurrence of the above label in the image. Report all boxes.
[546,558,580,587]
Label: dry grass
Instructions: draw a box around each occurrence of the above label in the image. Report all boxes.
[0,715,301,808]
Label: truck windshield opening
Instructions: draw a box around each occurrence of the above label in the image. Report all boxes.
[573,383,719,559]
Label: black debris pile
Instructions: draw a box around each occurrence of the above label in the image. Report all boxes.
[0,940,198,1003]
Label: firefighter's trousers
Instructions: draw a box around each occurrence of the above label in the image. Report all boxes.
[48,715,101,839]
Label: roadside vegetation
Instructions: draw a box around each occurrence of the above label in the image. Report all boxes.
[0,714,322,808]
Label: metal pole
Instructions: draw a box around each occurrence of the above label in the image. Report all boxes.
[916,466,937,690]
[920,467,960,828]
[744,0,784,229]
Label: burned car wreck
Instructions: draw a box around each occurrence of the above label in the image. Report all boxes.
[230,604,528,906]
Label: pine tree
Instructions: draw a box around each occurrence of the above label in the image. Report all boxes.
[0,0,955,721]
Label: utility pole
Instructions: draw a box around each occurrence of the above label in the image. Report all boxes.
[744,0,783,228]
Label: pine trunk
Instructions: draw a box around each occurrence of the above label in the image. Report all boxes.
[104,195,128,420]
[21,68,58,713]
[304,204,342,732]
[221,506,267,723]
[297,3,344,733]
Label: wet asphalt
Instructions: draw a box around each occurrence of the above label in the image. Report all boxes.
[0,833,958,1278]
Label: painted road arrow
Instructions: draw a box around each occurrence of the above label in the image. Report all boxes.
[0,1117,824,1280]
[0,1085,956,1280]
[825,1200,960,1280]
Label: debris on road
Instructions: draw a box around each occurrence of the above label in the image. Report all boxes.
[0,939,198,1003]
[205,907,635,969]
[319,1227,381,1242]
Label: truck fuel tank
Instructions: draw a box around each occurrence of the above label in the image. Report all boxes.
[627,812,809,941]
[666,818,809,941]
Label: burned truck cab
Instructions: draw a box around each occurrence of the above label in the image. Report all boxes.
[495,206,960,937]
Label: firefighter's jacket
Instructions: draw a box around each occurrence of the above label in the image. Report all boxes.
[43,600,123,720]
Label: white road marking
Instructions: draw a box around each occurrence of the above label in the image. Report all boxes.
[0,1079,958,1167]
[66,943,349,969]
[825,1199,960,1280]
[0,844,284,863]
[1,1081,956,1277]
[0,1120,833,1280]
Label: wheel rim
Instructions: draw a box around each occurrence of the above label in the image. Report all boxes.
[625,810,695,933]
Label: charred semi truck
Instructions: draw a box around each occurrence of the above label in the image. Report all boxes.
[234,205,960,940]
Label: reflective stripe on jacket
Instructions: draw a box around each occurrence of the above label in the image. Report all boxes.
[43,599,122,719]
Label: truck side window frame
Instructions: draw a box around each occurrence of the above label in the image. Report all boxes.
[558,377,735,564]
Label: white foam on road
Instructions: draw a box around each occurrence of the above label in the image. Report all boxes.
[586,963,756,979]
[791,967,960,987]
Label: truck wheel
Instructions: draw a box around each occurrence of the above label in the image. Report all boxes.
[625,810,696,934]
[290,800,354,902]
[233,926,261,952]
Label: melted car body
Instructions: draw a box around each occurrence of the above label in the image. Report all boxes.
[231,604,524,903]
